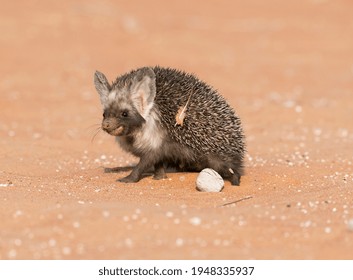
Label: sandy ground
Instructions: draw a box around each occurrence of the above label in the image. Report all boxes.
[1,0,353,260]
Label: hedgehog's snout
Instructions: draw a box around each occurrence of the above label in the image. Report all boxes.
[102,118,113,130]
[102,118,123,136]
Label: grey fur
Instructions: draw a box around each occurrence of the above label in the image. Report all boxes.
[94,66,246,185]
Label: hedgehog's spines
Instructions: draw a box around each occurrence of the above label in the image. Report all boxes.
[150,66,246,180]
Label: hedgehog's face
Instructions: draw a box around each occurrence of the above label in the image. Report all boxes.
[94,68,156,137]
[101,96,145,136]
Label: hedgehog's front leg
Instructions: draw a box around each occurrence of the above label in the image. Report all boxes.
[118,156,154,183]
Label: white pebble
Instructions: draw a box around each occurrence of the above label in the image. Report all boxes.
[196,168,224,192]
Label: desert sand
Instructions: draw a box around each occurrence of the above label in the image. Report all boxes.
[0,0,352,259]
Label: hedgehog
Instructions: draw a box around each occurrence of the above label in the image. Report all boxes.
[94,66,245,185]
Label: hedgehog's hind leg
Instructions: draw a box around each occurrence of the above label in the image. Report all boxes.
[227,159,244,186]
[226,168,241,186]
[153,162,167,180]
[216,165,241,186]
[206,155,242,186]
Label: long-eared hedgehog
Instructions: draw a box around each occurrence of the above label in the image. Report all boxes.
[94,66,246,185]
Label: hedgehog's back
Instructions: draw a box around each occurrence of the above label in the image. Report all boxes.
[153,66,245,160]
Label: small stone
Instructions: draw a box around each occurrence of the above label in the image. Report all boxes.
[196,168,224,192]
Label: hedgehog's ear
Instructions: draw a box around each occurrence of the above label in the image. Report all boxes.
[94,71,111,106]
[130,67,156,118]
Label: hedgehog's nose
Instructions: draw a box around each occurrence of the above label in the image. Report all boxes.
[102,120,111,130]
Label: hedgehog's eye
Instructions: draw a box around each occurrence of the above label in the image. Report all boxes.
[121,111,128,118]
[103,111,107,118]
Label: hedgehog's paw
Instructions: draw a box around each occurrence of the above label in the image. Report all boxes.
[153,162,167,180]
[229,174,240,186]
[153,173,168,180]
[118,174,140,183]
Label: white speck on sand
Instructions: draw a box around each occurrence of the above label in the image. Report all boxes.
[14,239,22,246]
[166,211,174,218]
[102,211,110,218]
[48,239,57,247]
[189,217,202,226]
[13,210,23,218]
[175,238,184,247]
[62,247,71,255]
[124,238,134,248]
[324,227,332,234]
[347,219,353,231]
[8,249,17,258]
[73,222,80,228]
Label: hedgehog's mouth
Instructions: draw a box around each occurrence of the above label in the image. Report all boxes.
[106,126,124,136]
